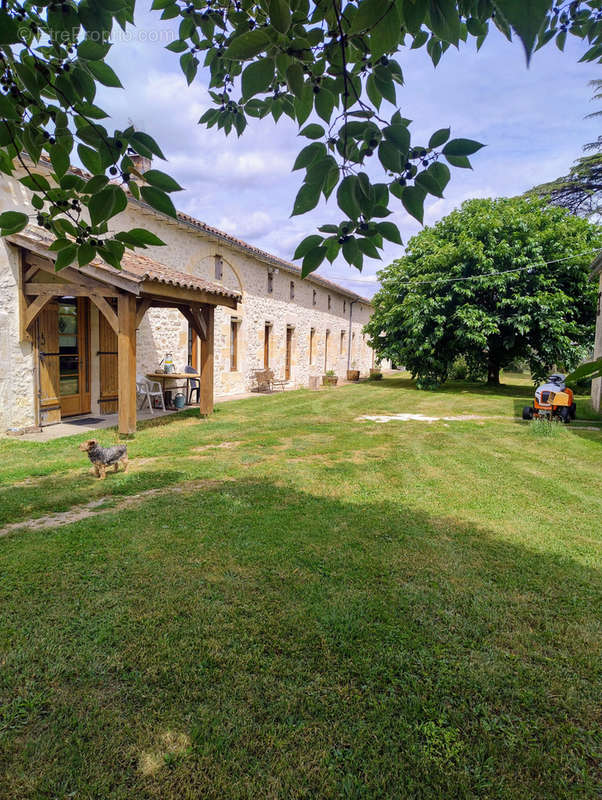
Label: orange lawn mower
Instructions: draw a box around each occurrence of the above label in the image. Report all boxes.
[522,373,577,424]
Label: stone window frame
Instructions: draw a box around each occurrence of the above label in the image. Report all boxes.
[327,294,331,311]
[230,317,239,372]
[312,289,317,306]
[309,327,315,365]
[267,270,274,294]
[290,280,295,300]
[340,329,346,354]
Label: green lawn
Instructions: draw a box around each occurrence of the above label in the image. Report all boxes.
[0,374,600,799]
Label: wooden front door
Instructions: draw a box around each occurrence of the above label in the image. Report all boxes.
[57,297,90,417]
[285,327,293,381]
[99,310,118,413]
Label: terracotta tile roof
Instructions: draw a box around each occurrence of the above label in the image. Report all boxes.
[95,248,241,300]
[12,227,241,302]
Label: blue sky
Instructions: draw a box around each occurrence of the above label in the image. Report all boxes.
[97,14,599,298]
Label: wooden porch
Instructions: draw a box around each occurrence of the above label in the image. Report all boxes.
[11,230,241,436]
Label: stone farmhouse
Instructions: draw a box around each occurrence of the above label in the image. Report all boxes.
[0,157,380,436]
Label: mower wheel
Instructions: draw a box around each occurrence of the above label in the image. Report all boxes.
[522,406,534,421]
[559,407,570,424]
[570,403,577,420]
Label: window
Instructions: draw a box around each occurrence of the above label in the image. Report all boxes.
[267,270,273,294]
[324,329,330,371]
[187,323,198,369]
[343,299,346,314]
[264,323,271,368]
[290,280,295,300]
[214,254,223,281]
[230,318,238,371]
[340,330,346,354]
[312,289,317,306]
[309,328,315,365]
[327,294,331,311]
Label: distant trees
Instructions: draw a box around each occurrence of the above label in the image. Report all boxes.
[534,80,602,218]
[365,197,602,387]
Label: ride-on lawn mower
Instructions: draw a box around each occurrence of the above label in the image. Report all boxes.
[523,373,576,423]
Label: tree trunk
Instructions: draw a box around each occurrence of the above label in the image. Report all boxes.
[487,356,500,385]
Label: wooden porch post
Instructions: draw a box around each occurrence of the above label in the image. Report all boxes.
[199,304,214,416]
[118,292,137,435]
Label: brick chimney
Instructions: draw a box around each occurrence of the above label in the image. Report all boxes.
[127,147,151,182]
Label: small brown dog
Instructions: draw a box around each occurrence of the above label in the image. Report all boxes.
[79,439,128,479]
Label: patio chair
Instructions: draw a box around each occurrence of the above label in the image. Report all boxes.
[136,376,165,414]
[185,365,200,405]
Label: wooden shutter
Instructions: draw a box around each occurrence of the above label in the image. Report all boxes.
[99,311,118,413]
[36,301,61,426]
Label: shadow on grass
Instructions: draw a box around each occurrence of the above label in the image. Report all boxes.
[0,477,599,799]
[0,468,188,527]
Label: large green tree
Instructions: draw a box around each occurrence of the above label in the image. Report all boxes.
[0,2,601,273]
[365,197,602,386]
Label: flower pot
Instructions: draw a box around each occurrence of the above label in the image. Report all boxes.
[322,375,338,386]
[346,370,360,382]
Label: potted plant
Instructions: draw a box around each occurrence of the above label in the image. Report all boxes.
[322,369,338,386]
[369,366,383,380]
[346,361,360,382]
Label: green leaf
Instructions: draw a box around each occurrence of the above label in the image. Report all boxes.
[87,60,123,88]
[301,246,327,277]
[428,0,462,45]
[415,169,444,198]
[350,0,385,33]
[50,144,70,178]
[401,185,427,223]
[337,176,361,220]
[77,243,97,266]
[428,127,451,148]
[19,174,50,192]
[370,3,402,60]
[291,182,321,216]
[342,237,363,269]
[0,11,20,44]
[77,144,103,173]
[0,211,28,235]
[294,234,323,260]
[140,186,178,218]
[286,63,305,98]
[357,237,381,259]
[130,131,166,160]
[88,186,115,225]
[293,142,325,171]
[428,161,451,192]
[116,228,166,247]
[242,58,274,100]
[442,138,485,157]
[493,0,551,61]
[300,124,325,140]
[78,38,111,60]
[225,29,271,60]
[445,154,472,169]
[383,125,410,155]
[269,0,291,34]
[378,141,403,172]
[144,169,183,193]
[565,357,602,385]
[55,244,77,271]
[314,87,335,124]
[0,94,20,120]
[377,221,402,245]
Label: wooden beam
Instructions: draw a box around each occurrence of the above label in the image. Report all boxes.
[177,305,206,341]
[25,293,54,330]
[17,250,31,343]
[190,305,207,339]
[24,264,39,282]
[141,281,238,310]
[199,304,214,417]
[118,293,137,436]
[24,283,118,297]
[136,298,152,329]
[89,294,118,336]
